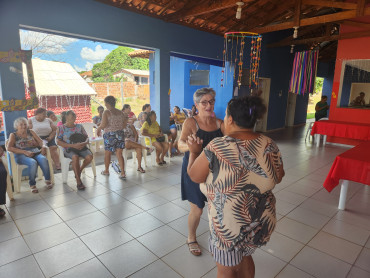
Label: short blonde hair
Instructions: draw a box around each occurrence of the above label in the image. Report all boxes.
[13,117,28,130]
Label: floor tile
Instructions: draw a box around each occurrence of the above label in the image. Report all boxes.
[87,192,125,209]
[286,206,330,229]
[76,185,110,199]
[80,224,133,255]
[15,210,62,235]
[171,198,191,211]
[308,231,363,264]
[100,201,143,222]
[0,237,31,267]
[130,193,168,210]
[335,210,370,231]
[168,215,209,238]
[275,217,319,244]
[323,219,370,246]
[276,199,297,216]
[66,211,113,236]
[290,246,351,278]
[98,240,157,278]
[34,238,94,277]
[116,186,151,200]
[0,256,44,278]
[147,202,188,223]
[54,258,114,278]
[129,259,182,278]
[137,226,186,257]
[7,199,51,220]
[276,264,314,278]
[118,212,164,238]
[162,245,215,278]
[201,267,217,278]
[54,200,98,221]
[347,266,370,278]
[155,186,181,201]
[44,191,85,209]
[5,191,42,207]
[275,190,308,206]
[355,247,370,273]
[38,183,74,198]
[298,198,339,217]
[23,222,76,253]
[0,221,21,243]
[253,249,287,278]
[261,232,304,262]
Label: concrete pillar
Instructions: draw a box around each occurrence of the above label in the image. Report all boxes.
[0,18,27,137]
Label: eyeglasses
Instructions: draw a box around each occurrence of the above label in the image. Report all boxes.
[198,99,215,107]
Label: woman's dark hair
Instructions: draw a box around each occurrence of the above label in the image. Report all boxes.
[61,111,67,124]
[122,104,130,111]
[104,96,116,107]
[146,111,156,125]
[174,106,180,111]
[97,106,104,112]
[35,107,46,115]
[227,96,266,129]
[142,104,150,111]
[46,110,55,117]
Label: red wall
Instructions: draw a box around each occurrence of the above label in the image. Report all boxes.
[330,23,370,125]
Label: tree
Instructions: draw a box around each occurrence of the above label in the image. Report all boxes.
[92,46,149,82]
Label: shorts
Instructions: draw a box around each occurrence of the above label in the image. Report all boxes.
[40,135,57,147]
[64,148,92,159]
[103,130,125,152]
[169,124,177,130]
[209,238,256,267]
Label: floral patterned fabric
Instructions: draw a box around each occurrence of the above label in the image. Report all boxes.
[56,124,88,154]
[201,135,282,253]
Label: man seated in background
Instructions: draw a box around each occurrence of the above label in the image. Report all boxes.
[315,95,329,121]
[352,92,366,106]
[93,106,104,126]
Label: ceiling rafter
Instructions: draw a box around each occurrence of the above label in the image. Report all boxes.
[301,0,357,10]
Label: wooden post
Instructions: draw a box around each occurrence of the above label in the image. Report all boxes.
[120,80,124,104]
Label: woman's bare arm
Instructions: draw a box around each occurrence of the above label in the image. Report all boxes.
[178,118,196,153]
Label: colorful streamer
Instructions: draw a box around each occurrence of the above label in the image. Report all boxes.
[289,50,319,95]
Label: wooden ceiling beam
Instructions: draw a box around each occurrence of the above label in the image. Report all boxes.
[356,0,366,17]
[301,0,357,10]
[157,0,177,15]
[165,0,252,22]
[250,7,370,34]
[342,20,370,29]
[294,0,302,27]
[268,29,370,47]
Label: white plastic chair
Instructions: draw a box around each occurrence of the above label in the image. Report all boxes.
[1,153,14,200]
[81,122,103,153]
[133,120,141,130]
[305,122,315,142]
[141,134,171,166]
[122,140,148,171]
[57,145,96,184]
[6,140,54,193]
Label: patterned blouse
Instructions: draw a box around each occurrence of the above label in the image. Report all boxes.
[57,124,88,153]
[201,135,282,253]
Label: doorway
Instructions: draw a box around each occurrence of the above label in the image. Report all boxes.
[255,77,271,132]
[286,92,297,126]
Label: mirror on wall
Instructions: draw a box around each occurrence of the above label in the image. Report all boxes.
[338,59,370,108]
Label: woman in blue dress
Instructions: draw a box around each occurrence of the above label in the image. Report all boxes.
[179,88,224,256]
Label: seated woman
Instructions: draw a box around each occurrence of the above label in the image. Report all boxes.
[93,106,104,126]
[141,111,169,165]
[0,145,8,217]
[46,110,59,126]
[169,106,185,156]
[122,104,137,124]
[56,110,93,190]
[138,104,151,126]
[29,108,61,170]
[187,96,284,278]
[7,117,52,193]
[57,111,67,127]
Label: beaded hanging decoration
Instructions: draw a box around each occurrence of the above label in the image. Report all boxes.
[222,32,262,89]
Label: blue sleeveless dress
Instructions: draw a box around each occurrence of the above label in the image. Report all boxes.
[181,118,223,209]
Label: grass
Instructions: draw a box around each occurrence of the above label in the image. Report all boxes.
[91,97,149,119]
[307,113,315,120]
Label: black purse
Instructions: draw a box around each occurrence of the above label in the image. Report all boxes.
[68,133,88,153]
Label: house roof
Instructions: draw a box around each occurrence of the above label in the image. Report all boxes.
[128,49,154,59]
[23,59,97,96]
[113,68,149,77]
[80,70,93,77]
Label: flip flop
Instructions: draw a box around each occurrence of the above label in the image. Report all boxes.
[137,167,145,173]
[45,180,54,189]
[0,208,6,218]
[77,183,86,190]
[101,171,110,176]
[186,240,202,256]
[30,186,39,194]
[119,175,126,180]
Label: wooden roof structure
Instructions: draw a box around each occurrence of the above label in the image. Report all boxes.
[98,0,370,61]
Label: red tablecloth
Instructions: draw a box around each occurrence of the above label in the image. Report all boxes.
[311,120,370,141]
[323,141,370,192]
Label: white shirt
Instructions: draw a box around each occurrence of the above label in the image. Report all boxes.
[30,117,52,137]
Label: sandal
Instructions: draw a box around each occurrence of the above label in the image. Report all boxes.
[45,180,54,189]
[186,240,202,256]
[77,183,86,190]
[119,174,126,180]
[137,167,145,173]
[101,171,110,176]
[30,186,39,193]
[0,208,5,218]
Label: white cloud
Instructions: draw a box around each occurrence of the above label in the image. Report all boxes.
[73,65,86,72]
[73,61,94,72]
[20,30,78,56]
[80,45,110,62]
[85,61,94,71]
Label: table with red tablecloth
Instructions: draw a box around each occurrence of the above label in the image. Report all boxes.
[323,141,370,209]
[310,120,370,147]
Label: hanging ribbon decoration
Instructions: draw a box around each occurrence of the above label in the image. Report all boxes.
[289,50,319,95]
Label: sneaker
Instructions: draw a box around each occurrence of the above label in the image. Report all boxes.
[111,160,121,173]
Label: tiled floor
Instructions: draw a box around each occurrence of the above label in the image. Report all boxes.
[0,126,369,278]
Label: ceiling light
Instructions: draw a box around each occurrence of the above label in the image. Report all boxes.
[293,26,299,39]
[236,2,244,20]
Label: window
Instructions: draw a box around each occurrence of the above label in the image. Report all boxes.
[190,70,209,86]
[140,77,148,84]
[134,76,139,85]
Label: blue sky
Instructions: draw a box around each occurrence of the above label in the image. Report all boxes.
[20,29,119,72]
